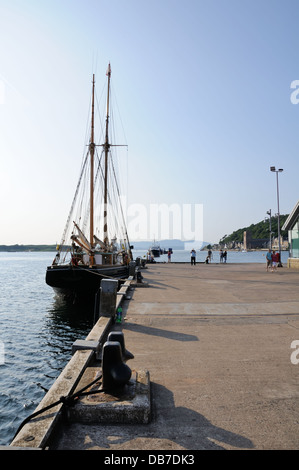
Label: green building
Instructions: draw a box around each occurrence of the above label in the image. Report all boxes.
[282,200,299,268]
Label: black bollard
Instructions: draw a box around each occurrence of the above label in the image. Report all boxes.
[108,331,134,362]
[102,341,132,391]
[99,279,118,318]
[129,261,136,277]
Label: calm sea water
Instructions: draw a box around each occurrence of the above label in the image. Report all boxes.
[0,249,290,445]
[0,252,94,446]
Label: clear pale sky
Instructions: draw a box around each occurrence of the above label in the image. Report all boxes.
[1,0,298,245]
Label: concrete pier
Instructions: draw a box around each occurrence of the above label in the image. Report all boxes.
[11,263,299,450]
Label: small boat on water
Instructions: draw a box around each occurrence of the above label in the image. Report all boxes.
[150,241,161,258]
[46,64,133,301]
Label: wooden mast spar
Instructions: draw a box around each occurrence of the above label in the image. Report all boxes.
[89,65,111,266]
[103,63,111,247]
[89,64,125,266]
[89,74,95,266]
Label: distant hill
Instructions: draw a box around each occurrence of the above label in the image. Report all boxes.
[1,221,287,253]
[132,239,184,250]
[0,240,211,252]
[0,244,57,252]
[132,239,211,250]
[219,214,289,245]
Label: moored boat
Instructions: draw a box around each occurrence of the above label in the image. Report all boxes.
[46,64,133,301]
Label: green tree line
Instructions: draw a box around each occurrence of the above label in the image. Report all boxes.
[219,214,289,245]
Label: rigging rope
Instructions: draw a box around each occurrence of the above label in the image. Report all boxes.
[56,74,130,258]
[59,151,89,249]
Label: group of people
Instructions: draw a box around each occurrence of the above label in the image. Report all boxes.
[219,249,227,263]
[266,249,281,272]
[189,248,281,269]
[190,248,220,265]
[190,248,229,265]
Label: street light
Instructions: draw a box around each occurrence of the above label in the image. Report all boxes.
[266,209,272,250]
[270,166,283,266]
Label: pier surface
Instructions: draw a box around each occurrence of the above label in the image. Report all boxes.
[53,262,299,450]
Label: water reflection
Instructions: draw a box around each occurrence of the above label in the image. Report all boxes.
[43,294,96,362]
[46,294,95,330]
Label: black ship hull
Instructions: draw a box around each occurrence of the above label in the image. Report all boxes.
[46,264,130,301]
[151,249,160,257]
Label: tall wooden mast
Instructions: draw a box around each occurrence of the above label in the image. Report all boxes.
[89,74,95,264]
[103,63,111,245]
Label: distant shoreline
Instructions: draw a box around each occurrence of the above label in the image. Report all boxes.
[0,245,289,253]
[0,245,58,252]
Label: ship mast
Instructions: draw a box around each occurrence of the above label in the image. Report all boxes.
[103,63,111,246]
[89,74,95,265]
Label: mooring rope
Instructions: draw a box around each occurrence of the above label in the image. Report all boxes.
[13,374,104,442]
[74,264,132,282]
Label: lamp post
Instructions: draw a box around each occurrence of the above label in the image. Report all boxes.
[266,209,272,250]
[270,166,283,266]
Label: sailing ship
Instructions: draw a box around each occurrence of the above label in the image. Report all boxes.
[46,64,133,300]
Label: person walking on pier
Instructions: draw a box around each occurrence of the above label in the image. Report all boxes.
[266,249,272,272]
[271,250,279,272]
[190,249,196,265]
